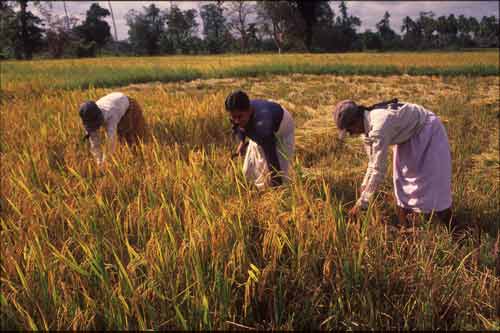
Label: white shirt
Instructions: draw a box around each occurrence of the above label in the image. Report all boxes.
[358,102,430,208]
[88,92,129,165]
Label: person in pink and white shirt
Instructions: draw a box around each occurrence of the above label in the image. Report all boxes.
[333,99,456,231]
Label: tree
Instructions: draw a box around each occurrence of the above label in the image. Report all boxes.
[126,4,166,55]
[245,22,262,52]
[477,15,498,47]
[416,11,436,49]
[334,0,361,51]
[468,16,480,38]
[446,14,458,47]
[310,1,336,51]
[287,0,337,52]
[456,14,474,48]
[292,0,326,52]
[38,4,79,58]
[225,1,255,53]
[457,14,470,36]
[73,3,112,56]
[0,2,17,58]
[256,1,291,53]
[447,14,458,37]
[435,15,448,48]
[361,29,382,50]
[401,16,420,49]
[162,4,199,54]
[257,1,324,53]
[200,2,230,53]
[10,0,45,59]
[376,11,398,49]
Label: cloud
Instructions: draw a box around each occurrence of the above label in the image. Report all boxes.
[33,1,499,41]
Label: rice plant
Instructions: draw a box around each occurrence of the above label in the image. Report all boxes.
[0,54,499,330]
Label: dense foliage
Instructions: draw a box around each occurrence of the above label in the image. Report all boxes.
[0,1,498,59]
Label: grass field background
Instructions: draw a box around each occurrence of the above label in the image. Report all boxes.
[1,52,499,330]
[1,51,498,95]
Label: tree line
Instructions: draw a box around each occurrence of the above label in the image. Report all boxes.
[1,0,498,60]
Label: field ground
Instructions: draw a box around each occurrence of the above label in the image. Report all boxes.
[1,51,498,95]
[1,53,499,330]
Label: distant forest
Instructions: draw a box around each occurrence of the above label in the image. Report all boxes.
[1,1,498,60]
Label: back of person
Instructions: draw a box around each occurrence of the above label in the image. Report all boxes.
[367,102,430,145]
[95,92,129,122]
[78,91,146,166]
[246,99,284,143]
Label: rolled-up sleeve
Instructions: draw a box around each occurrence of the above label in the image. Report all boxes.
[357,132,389,208]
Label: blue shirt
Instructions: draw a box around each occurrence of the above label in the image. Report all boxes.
[232,99,284,186]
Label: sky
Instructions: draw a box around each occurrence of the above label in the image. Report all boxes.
[30,1,500,41]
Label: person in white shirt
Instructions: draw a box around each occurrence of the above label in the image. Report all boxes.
[79,92,146,166]
[333,99,456,231]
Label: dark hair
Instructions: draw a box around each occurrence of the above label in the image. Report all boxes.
[79,101,103,133]
[225,90,250,112]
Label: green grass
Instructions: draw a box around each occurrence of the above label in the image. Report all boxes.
[1,52,498,97]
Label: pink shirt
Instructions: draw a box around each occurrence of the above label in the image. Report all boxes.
[358,102,430,208]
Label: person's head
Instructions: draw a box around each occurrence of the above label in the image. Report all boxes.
[332,100,365,139]
[225,90,253,128]
[79,101,104,134]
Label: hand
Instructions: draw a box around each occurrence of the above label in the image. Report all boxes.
[96,157,107,170]
[359,185,366,196]
[348,205,360,218]
[232,141,248,159]
[237,141,248,155]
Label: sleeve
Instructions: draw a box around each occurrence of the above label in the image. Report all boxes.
[88,131,105,165]
[260,136,282,186]
[357,132,389,209]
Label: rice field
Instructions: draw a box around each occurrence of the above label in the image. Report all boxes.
[1,52,499,330]
[1,51,498,95]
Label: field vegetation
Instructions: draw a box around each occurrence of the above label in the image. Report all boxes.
[1,51,498,96]
[1,52,499,330]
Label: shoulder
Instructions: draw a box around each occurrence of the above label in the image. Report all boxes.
[108,91,126,98]
[98,92,129,110]
[402,102,429,114]
[367,108,390,127]
[97,92,127,104]
[251,99,282,109]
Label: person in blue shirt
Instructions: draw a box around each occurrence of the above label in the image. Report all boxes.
[225,90,295,189]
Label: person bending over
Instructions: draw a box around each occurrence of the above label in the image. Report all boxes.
[225,90,295,189]
[79,91,146,166]
[333,99,456,231]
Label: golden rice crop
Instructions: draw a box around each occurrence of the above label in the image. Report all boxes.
[0,54,499,330]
